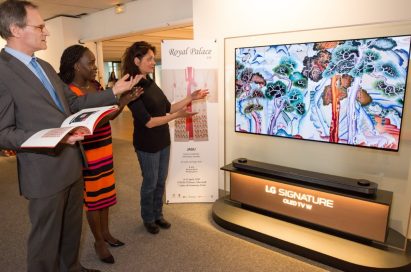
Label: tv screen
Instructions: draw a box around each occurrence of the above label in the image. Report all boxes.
[235,35,411,151]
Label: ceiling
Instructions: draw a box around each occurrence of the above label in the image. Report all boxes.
[0,0,193,62]
[32,0,137,20]
[102,26,193,62]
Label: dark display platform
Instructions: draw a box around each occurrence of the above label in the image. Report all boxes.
[223,162,392,242]
[214,160,410,271]
[212,196,411,272]
[232,158,378,195]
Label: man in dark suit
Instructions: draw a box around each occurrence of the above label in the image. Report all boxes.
[0,1,141,271]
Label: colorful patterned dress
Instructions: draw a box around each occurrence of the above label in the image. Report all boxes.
[69,83,117,211]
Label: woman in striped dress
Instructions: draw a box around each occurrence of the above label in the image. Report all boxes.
[59,45,142,264]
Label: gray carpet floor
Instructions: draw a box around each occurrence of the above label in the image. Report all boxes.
[0,111,340,272]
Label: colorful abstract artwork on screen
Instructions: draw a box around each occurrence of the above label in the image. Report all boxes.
[235,35,411,151]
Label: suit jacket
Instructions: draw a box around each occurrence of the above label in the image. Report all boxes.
[0,49,117,198]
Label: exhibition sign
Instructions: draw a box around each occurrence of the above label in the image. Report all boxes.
[162,40,219,203]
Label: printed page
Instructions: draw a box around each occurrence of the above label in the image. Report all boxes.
[60,106,117,132]
[21,126,80,148]
[21,105,117,149]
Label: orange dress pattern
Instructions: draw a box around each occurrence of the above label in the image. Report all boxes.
[69,83,117,211]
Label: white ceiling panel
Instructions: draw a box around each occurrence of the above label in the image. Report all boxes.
[0,0,136,20]
[0,0,193,62]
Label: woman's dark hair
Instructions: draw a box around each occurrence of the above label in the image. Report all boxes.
[121,41,156,77]
[0,0,38,39]
[59,44,89,84]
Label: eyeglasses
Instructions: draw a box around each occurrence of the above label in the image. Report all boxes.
[26,24,46,32]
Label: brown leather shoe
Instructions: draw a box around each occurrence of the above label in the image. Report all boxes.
[155,218,171,229]
[144,222,160,234]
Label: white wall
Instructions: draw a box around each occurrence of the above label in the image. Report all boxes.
[36,17,82,71]
[2,0,192,89]
[80,0,193,42]
[0,17,81,72]
[2,0,193,70]
[194,0,411,39]
[13,0,192,82]
[79,0,193,88]
[193,0,411,238]
[34,17,64,69]
[3,0,192,78]
[0,38,5,49]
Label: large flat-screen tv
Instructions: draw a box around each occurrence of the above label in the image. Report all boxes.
[235,35,411,151]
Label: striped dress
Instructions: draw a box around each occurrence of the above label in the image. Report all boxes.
[69,83,117,211]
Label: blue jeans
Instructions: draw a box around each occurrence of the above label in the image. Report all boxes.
[136,146,170,223]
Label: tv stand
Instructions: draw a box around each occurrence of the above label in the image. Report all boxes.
[212,196,411,272]
[232,158,377,195]
[213,160,406,271]
[222,160,392,242]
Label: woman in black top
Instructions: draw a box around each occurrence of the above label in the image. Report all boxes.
[122,41,208,234]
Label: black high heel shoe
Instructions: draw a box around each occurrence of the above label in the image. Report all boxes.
[100,255,115,264]
[105,239,125,247]
[94,243,115,264]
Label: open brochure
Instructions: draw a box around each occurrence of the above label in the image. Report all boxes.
[21,105,118,149]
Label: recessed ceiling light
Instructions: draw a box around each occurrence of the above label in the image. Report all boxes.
[115,4,125,14]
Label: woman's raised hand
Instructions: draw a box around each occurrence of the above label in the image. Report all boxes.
[119,86,144,106]
[176,108,198,118]
[112,74,144,95]
[190,89,209,101]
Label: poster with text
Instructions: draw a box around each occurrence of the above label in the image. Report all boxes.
[162,40,218,203]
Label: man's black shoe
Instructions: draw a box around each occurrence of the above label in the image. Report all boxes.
[155,218,171,229]
[144,222,160,234]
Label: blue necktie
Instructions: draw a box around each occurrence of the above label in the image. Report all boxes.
[30,58,64,112]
